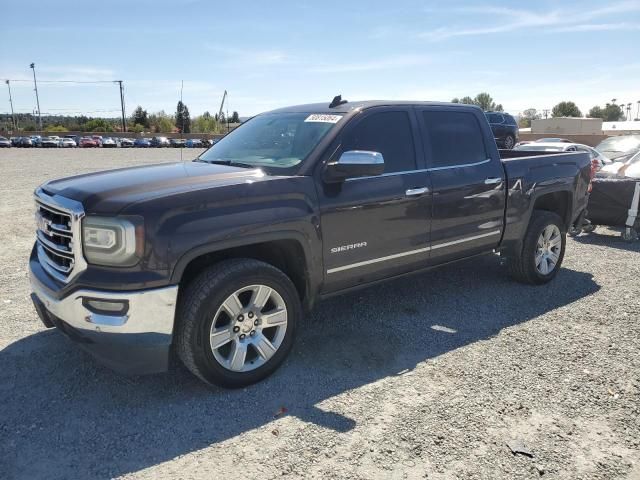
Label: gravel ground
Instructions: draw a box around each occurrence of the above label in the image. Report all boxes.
[1,148,639,480]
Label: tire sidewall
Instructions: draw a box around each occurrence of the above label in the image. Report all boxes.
[527,213,566,283]
[189,265,299,387]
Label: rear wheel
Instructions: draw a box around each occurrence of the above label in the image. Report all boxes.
[508,211,566,284]
[176,259,300,388]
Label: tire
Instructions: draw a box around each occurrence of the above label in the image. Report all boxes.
[504,135,515,150]
[176,258,300,388]
[508,210,566,285]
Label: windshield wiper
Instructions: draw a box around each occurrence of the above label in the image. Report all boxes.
[200,159,257,169]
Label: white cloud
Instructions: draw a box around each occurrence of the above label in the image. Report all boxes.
[420,1,640,40]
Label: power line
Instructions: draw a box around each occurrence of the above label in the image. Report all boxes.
[1,78,120,84]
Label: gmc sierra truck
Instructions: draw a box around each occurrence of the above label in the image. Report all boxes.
[29,99,593,387]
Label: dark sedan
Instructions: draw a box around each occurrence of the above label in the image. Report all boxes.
[134,138,151,148]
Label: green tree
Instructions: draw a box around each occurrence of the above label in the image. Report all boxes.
[474,92,502,111]
[451,93,503,111]
[551,101,582,118]
[231,111,240,123]
[132,106,149,127]
[82,118,114,132]
[149,110,175,133]
[176,101,191,133]
[192,111,220,133]
[588,104,625,121]
[44,125,68,132]
[519,108,541,128]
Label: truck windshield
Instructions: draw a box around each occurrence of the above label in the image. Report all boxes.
[198,112,343,171]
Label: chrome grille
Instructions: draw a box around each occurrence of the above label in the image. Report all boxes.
[34,188,86,283]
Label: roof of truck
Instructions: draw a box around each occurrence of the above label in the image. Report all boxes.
[268,100,482,114]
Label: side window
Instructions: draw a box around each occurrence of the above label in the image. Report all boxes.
[342,111,416,173]
[487,113,502,124]
[421,110,488,168]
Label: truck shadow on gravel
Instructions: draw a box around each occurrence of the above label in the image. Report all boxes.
[1,256,599,479]
[571,231,640,253]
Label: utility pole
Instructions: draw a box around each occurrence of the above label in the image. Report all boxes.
[29,63,42,132]
[116,80,126,132]
[636,101,640,121]
[627,103,632,121]
[5,80,16,132]
[543,109,549,119]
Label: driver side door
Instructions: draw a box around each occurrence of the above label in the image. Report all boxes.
[316,107,432,293]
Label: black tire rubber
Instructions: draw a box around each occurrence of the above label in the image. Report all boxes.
[175,258,300,388]
[508,210,566,285]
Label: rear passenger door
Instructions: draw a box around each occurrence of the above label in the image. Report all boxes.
[417,107,506,264]
[317,107,432,292]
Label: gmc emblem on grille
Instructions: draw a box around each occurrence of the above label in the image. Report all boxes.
[35,211,51,233]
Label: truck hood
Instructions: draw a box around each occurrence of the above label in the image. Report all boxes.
[42,161,271,214]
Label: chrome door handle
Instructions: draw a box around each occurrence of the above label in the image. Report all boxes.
[406,187,430,197]
[484,177,502,185]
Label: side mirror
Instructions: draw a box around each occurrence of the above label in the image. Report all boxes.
[324,150,384,183]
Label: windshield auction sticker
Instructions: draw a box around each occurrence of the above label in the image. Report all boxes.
[304,114,342,123]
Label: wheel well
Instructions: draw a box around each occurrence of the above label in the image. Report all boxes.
[533,191,571,229]
[179,240,308,301]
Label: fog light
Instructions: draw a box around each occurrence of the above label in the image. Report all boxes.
[82,298,129,315]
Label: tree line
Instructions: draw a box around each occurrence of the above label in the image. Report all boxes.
[450,92,633,128]
[0,101,240,134]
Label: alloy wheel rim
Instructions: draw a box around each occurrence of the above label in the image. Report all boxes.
[505,136,514,149]
[535,225,561,275]
[210,284,288,372]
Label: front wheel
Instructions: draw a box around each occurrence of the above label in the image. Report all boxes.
[176,259,300,388]
[508,211,566,284]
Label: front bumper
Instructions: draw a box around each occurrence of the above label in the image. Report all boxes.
[29,266,179,375]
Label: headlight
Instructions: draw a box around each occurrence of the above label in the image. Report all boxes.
[82,216,143,266]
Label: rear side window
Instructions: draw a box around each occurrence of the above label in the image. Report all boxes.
[504,114,517,126]
[486,113,503,123]
[422,110,488,168]
[342,111,416,173]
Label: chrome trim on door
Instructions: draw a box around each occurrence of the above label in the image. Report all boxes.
[430,229,501,251]
[326,229,501,274]
[425,158,491,172]
[327,246,431,274]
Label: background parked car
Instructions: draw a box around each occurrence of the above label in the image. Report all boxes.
[102,137,117,148]
[485,112,519,149]
[79,137,98,148]
[514,142,609,169]
[60,138,77,148]
[91,135,103,147]
[170,138,186,148]
[119,138,134,148]
[185,138,203,148]
[19,137,34,147]
[600,149,640,179]
[134,138,151,148]
[40,136,60,148]
[0,136,11,148]
[10,137,20,147]
[594,135,640,164]
[150,136,170,147]
[30,135,42,147]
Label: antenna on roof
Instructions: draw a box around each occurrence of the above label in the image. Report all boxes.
[329,95,348,108]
